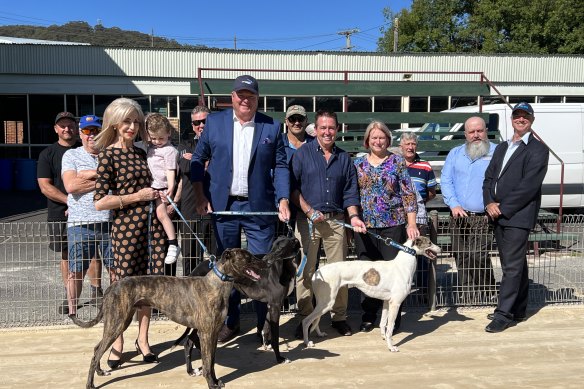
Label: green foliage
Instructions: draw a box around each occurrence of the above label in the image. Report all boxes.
[0,21,208,50]
[378,0,584,54]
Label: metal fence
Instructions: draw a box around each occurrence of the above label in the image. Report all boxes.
[1,213,583,328]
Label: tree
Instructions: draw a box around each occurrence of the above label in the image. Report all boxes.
[378,0,584,54]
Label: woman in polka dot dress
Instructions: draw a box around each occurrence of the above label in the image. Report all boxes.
[93,98,164,369]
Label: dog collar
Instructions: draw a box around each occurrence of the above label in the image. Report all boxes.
[389,240,416,256]
[212,265,233,282]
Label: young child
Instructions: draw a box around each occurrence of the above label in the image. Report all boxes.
[145,113,180,264]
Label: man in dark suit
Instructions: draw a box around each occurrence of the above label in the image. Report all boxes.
[191,75,290,342]
[483,102,549,333]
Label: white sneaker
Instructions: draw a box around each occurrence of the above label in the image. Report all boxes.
[165,245,180,264]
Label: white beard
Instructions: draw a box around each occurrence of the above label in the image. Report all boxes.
[466,139,490,160]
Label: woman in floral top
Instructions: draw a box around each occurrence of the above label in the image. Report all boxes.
[353,120,419,334]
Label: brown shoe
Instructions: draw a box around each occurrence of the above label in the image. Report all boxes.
[331,320,352,336]
[217,324,240,344]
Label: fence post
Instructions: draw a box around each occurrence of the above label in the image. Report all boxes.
[429,210,439,311]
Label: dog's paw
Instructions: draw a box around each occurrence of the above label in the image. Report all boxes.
[189,367,203,377]
[305,340,315,348]
[389,346,399,352]
[317,331,327,338]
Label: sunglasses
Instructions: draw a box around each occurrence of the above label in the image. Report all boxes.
[192,119,206,126]
[512,113,533,119]
[287,115,305,123]
[80,127,100,135]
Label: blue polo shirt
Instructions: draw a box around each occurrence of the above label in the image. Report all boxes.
[290,140,360,213]
[281,133,315,164]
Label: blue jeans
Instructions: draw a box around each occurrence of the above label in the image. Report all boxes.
[67,222,113,273]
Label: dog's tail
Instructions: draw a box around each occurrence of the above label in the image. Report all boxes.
[171,327,191,351]
[68,309,103,328]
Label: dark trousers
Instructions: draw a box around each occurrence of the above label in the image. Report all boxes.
[493,224,530,322]
[178,216,215,275]
[354,225,406,327]
[450,216,496,303]
[213,198,275,332]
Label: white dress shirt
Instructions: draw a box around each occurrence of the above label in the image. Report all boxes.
[230,112,255,196]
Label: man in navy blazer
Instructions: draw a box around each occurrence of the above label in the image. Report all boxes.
[483,102,549,333]
[191,75,290,342]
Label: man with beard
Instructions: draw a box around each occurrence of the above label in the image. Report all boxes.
[441,116,497,304]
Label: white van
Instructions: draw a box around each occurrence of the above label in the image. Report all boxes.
[418,103,584,209]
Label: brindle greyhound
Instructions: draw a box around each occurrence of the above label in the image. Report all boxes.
[70,247,267,389]
[172,235,301,375]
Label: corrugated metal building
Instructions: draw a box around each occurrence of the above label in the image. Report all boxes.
[1,42,584,159]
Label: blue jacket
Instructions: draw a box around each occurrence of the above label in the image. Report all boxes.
[191,109,289,213]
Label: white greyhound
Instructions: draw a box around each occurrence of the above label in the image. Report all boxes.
[302,236,441,352]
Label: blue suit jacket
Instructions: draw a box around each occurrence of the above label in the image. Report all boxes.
[191,109,289,214]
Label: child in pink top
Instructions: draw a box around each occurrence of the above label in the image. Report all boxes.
[145,113,180,264]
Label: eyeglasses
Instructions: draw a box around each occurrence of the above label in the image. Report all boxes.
[287,115,305,123]
[80,127,100,136]
[192,119,206,126]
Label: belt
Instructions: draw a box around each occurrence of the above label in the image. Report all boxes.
[229,195,248,201]
[466,211,486,216]
[322,211,343,219]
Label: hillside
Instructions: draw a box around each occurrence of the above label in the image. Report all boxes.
[0,21,208,49]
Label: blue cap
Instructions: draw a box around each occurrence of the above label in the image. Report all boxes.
[79,115,102,129]
[232,75,259,94]
[512,102,534,115]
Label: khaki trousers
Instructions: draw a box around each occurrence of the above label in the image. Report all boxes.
[295,213,348,321]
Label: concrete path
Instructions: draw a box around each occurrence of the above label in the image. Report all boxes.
[1,306,583,388]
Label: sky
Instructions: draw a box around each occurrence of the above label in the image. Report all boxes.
[0,0,412,51]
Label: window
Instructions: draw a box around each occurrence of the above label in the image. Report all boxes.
[374,96,401,112]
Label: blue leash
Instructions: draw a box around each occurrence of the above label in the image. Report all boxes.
[210,211,280,216]
[330,220,416,256]
[165,195,217,264]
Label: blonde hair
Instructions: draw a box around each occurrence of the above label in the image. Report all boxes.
[363,121,393,149]
[94,98,145,150]
[145,113,174,136]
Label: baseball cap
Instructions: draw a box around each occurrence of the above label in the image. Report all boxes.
[54,111,76,124]
[512,102,534,115]
[232,75,259,94]
[286,105,307,119]
[79,115,102,129]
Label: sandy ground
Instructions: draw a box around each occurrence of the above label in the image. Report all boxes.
[1,306,584,389]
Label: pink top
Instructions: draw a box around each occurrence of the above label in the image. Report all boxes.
[147,143,178,189]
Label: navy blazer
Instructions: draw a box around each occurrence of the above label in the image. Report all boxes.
[482,133,549,229]
[191,109,289,214]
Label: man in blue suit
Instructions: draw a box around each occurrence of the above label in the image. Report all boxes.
[191,75,290,342]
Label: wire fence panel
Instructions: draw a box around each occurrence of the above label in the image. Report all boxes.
[1,214,583,328]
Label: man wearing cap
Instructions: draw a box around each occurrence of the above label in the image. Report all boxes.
[37,112,80,315]
[283,105,314,163]
[61,115,113,314]
[192,75,290,343]
[441,116,497,305]
[483,102,549,333]
[174,105,214,275]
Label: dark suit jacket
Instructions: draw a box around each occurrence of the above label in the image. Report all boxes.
[191,109,289,214]
[483,133,549,229]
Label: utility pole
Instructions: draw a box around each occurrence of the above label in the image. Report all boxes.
[234,34,237,50]
[151,28,154,48]
[393,18,399,52]
[337,29,360,51]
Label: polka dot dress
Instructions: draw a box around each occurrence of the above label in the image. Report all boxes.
[94,147,166,280]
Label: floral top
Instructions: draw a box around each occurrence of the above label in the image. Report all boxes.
[354,153,417,228]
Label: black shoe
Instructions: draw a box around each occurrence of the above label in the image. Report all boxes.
[294,323,304,339]
[58,299,69,315]
[331,320,353,336]
[135,340,159,363]
[359,322,374,333]
[485,318,514,333]
[107,348,123,370]
[487,313,527,322]
[217,324,240,344]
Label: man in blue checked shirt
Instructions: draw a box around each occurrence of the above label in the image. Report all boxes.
[441,116,497,304]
